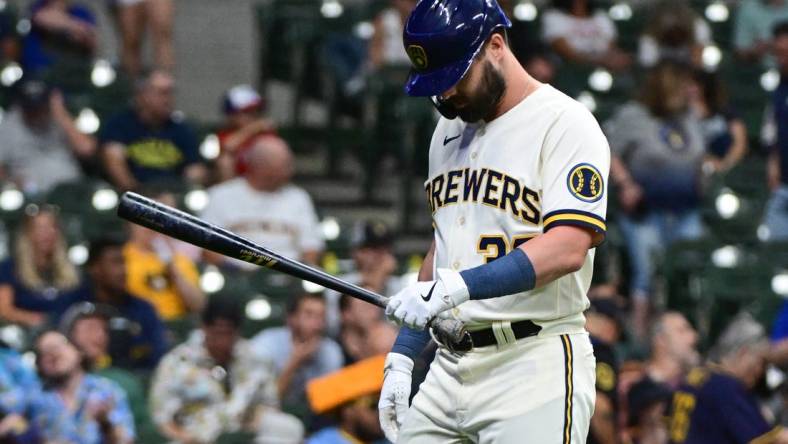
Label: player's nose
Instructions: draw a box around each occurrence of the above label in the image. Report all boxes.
[440,85,458,102]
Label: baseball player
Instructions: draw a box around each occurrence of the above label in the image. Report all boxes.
[378,1,610,443]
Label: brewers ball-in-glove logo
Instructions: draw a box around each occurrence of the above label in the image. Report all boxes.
[406,45,428,70]
[567,163,604,202]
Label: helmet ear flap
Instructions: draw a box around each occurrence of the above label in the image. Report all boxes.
[431,96,459,120]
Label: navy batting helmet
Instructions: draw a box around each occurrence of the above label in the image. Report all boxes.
[403,0,512,97]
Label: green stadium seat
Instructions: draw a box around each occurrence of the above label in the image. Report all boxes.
[614,5,648,53]
[690,253,780,347]
[217,432,257,444]
[248,269,301,302]
[242,299,286,338]
[164,316,198,346]
[44,179,126,242]
[700,160,769,244]
[757,241,788,266]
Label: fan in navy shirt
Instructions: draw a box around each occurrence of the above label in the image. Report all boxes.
[99,69,206,191]
[666,313,786,444]
[73,237,167,370]
[764,22,788,240]
[22,0,97,76]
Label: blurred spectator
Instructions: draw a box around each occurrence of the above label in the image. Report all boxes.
[0,221,7,261]
[60,301,153,436]
[0,205,82,328]
[60,302,114,369]
[368,0,415,71]
[734,0,788,65]
[100,69,207,191]
[30,330,135,444]
[75,237,167,370]
[688,70,748,174]
[123,190,204,321]
[605,63,706,337]
[0,79,96,195]
[251,293,343,420]
[763,22,788,240]
[21,0,97,77]
[643,312,700,389]
[108,0,174,77]
[626,377,672,444]
[339,294,397,364]
[542,0,630,71]
[519,45,557,84]
[324,220,403,337]
[305,355,387,444]
[150,295,303,444]
[585,298,623,444]
[202,136,324,268]
[665,313,788,444]
[215,84,276,183]
[0,8,19,64]
[622,312,699,444]
[638,1,711,68]
[0,341,41,441]
[346,221,402,296]
[768,288,788,365]
[0,341,40,415]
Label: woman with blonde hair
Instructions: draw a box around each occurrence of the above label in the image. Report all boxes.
[0,205,81,327]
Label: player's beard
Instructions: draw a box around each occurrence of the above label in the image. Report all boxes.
[455,60,507,123]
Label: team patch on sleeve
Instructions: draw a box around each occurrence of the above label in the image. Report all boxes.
[566,163,604,203]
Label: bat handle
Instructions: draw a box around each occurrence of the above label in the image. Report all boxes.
[430,318,472,352]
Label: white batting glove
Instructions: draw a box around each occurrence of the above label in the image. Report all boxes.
[385,268,469,330]
[378,353,414,443]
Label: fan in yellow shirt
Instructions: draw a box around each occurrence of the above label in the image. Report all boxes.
[123,194,205,321]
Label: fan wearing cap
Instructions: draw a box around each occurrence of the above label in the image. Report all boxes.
[0,79,96,195]
[379,0,611,442]
[215,84,277,182]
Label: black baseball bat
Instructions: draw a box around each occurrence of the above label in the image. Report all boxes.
[117,192,469,345]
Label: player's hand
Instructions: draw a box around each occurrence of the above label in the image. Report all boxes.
[378,353,414,443]
[290,336,321,366]
[617,180,643,214]
[385,268,469,330]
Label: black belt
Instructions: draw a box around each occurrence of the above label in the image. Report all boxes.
[434,319,542,352]
[468,319,542,348]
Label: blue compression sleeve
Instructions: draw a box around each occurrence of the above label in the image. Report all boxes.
[460,248,536,300]
[391,326,431,360]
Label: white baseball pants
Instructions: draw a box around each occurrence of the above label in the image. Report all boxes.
[398,332,596,444]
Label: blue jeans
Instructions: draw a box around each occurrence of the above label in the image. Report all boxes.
[764,185,788,241]
[618,209,704,296]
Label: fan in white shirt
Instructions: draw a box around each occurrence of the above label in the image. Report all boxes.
[201,135,324,270]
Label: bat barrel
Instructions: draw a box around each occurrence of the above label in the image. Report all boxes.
[118,192,388,308]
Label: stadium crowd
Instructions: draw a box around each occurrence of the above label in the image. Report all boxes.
[0,0,787,443]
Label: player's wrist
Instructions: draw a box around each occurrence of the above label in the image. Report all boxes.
[390,326,430,360]
[385,352,414,375]
[435,268,470,307]
[460,248,536,300]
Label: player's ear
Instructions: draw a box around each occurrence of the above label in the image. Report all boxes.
[486,32,506,61]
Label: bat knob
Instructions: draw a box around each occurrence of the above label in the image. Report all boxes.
[431,319,472,353]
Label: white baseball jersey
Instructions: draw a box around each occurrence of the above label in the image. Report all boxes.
[426,84,610,334]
